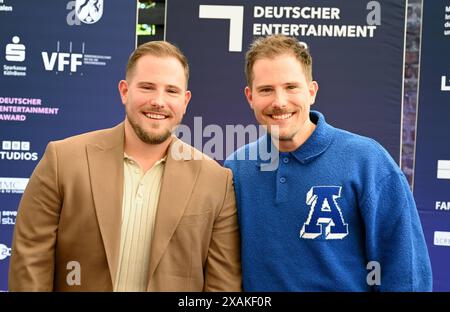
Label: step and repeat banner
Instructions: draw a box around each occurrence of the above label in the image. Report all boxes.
[3,0,449,292]
[165,0,406,164]
[0,0,136,291]
[414,0,450,292]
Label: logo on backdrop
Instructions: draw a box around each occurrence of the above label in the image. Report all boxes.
[3,36,27,77]
[41,41,111,75]
[434,231,450,247]
[0,96,60,122]
[199,5,244,52]
[443,5,450,36]
[1,210,16,225]
[76,0,103,24]
[437,160,450,179]
[442,75,450,91]
[5,36,25,62]
[300,186,349,240]
[0,177,29,194]
[1,140,38,161]
[436,201,450,211]
[66,0,104,25]
[0,0,13,12]
[0,244,11,260]
[198,3,381,52]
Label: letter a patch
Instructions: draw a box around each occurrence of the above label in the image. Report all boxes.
[300,186,349,239]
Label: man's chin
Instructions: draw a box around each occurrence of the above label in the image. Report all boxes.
[139,130,172,145]
[267,128,295,141]
[131,122,172,145]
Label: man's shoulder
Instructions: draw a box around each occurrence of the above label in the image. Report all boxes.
[52,123,123,149]
[333,127,390,156]
[331,127,401,174]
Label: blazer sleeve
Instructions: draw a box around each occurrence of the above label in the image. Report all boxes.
[203,169,242,291]
[9,142,62,291]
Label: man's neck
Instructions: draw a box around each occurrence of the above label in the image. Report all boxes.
[123,121,171,172]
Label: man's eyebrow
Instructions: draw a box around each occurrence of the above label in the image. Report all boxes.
[136,81,155,86]
[166,84,182,90]
[255,85,273,90]
[135,82,182,90]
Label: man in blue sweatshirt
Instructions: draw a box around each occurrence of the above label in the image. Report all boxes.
[224,34,432,291]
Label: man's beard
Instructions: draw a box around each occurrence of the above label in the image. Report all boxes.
[266,125,296,141]
[273,131,296,141]
[127,115,172,145]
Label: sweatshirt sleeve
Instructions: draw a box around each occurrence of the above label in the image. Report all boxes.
[360,172,432,291]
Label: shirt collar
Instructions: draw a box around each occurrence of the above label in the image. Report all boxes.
[256,110,335,167]
[123,153,167,166]
[290,110,335,163]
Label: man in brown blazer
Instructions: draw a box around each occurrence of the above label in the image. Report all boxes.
[8,41,241,291]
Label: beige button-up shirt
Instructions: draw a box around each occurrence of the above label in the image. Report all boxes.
[114,154,166,291]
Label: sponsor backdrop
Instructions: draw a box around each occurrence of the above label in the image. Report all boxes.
[3,0,447,292]
[165,0,406,163]
[414,0,450,291]
[0,0,136,291]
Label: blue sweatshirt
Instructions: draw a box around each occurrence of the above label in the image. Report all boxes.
[225,111,432,291]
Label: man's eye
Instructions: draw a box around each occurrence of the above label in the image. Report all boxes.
[167,89,179,94]
[260,88,272,93]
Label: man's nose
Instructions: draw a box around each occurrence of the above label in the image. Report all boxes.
[149,91,165,108]
[272,91,288,109]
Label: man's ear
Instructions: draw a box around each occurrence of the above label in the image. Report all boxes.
[182,90,192,114]
[245,86,254,109]
[118,80,128,105]
[309,81,319,105]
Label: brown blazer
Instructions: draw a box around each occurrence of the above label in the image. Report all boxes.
[8,123,241,291]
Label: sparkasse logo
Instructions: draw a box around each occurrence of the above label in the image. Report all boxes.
[3,35,27,77]
[5,36,25,62]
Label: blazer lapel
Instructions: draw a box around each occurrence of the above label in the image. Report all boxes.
[147,138,202,287]
[86,123,124,287]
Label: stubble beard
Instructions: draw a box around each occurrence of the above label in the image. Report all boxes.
[127,114,172,145]
[267,125,297,142]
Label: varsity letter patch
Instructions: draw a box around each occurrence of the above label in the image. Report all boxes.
[300,186,349,239]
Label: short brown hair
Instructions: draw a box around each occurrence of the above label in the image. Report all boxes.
[125,41,189,85]
[245,35,313,87]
